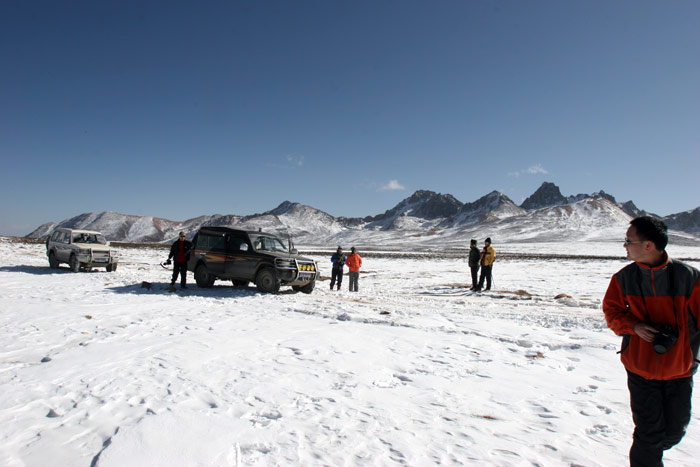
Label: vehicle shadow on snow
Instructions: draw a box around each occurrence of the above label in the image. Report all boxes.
[106,282,301,298]
[0,265,103,275]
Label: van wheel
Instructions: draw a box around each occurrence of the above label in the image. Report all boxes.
[48,252,59,269]
[256,268,280,293]
[195,264,215,288]
[106,263,117,272]
[69,255,80,273]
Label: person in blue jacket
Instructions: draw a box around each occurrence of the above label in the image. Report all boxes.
[330,246,346,291]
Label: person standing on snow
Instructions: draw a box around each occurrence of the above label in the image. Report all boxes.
[330,246,346,291]
[475,237,495,291]
[166,231,193,289]
[346,247,362,292]
[603,216,700,467]
[468,239,481,290]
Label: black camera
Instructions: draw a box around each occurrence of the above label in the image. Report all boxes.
[652,324,678,355]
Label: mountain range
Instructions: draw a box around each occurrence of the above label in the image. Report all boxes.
[26,182,700,248]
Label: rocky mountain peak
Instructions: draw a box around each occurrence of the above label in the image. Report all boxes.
[520,182,566,210]
[263,201,298,216]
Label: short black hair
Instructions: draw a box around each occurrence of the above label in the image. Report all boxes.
[630,216,668,251]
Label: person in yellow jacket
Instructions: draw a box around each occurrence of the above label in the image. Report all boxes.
[346,247,363,292]
[475,237,496,291]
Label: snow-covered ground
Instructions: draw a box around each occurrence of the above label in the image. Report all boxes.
[1,238,699,466]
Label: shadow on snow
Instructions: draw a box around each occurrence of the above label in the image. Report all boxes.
[106,282,301,298]
[0,265,114,275]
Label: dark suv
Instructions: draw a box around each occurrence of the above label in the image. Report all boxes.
[187,227,319,293]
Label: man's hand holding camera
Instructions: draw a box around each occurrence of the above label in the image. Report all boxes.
[633,322,657,343]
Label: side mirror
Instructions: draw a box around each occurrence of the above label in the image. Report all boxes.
[239,243,248,252]
[291,248,298,254]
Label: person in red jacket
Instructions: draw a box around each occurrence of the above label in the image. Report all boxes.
[166,231,193,289]
[603,216,700,467]
[346,247,362,292]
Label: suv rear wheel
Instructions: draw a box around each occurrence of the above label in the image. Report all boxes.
[195,264,215,288]
[255,268,280,293]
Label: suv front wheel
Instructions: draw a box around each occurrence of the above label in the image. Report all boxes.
[48,252,59,269]
[69,254,80,273]
[256,268,280,293]
[195,264,215,288]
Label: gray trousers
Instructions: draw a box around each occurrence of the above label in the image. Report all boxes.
[348,271,359,291]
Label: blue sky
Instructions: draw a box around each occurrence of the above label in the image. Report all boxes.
[2,1,699,236]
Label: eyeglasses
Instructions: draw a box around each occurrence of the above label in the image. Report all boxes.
[623,238,646,245]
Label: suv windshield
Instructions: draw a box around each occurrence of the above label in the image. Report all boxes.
[249,234,288,253]
[73,233,106,245]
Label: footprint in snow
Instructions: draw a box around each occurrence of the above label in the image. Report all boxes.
[574,384,599,394]
[249,410,282,427]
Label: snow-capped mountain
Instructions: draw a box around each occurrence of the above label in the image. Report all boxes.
[448,191,525,227]
[25,183,700,247]
[360,190,463,231]
[663,207,700,233]
[27,202,344,244]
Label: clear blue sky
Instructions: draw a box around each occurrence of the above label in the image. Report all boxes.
[2,0,699,236]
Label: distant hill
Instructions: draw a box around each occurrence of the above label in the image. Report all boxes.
[26,182,700,247]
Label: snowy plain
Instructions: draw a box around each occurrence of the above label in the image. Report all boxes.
[1,238,699,466]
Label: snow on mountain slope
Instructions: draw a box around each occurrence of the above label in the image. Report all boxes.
[492,198,632,243]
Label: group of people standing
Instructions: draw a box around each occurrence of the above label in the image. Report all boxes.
[330,246,362,291]
[468,237,496,291]
[330,239,496,294]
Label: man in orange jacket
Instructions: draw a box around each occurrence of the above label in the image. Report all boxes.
[603,216,700,467]
[346,247,362,292]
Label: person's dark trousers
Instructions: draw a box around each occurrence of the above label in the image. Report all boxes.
[348,271,359,291]
[627,370,693,467]
[477,265,492,290]
[171,261,188,287]
[470,266,479,288]
[330,267,343,289]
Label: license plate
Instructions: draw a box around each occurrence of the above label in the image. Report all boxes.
[93,258,108,263]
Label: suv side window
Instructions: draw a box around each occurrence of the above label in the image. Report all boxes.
[60,232,70,243]
[226,233,249,253]
[198,233,226,253]
[51,231,61,242]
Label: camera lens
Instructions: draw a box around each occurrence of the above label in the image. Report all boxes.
[652,325,678,354]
